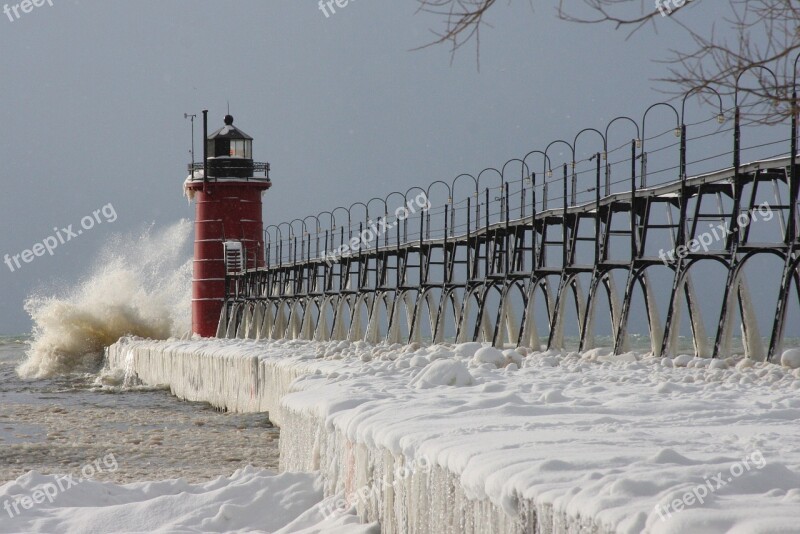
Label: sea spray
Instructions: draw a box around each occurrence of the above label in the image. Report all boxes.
[17,221,193,378]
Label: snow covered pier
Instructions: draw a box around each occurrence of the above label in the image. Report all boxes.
[107,337,800,533]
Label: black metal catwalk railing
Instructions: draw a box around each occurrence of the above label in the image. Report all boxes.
[218,84,800,362]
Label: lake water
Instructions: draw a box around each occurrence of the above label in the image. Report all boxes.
[0,335,280,485]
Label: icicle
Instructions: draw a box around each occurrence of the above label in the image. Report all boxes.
[215,303,229,339]
[387,295,402,344]
[273,304,287,340]
[236,304,252,339]
[738,274,765,361]
[315,298,330,342]
[349,295,367,341]
[365,295,382,344]
[685,276,710,357]
[225,302,240,339]
[500,292,517,348]
[667,289,682,356]
[247,303,263,340]
[582,285,597,352]
[643,271,664,355]
[300,302,315,340]
[258,303,274,340]
[522,288,542,351]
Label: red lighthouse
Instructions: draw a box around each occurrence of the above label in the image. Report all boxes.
[185,111,271,337]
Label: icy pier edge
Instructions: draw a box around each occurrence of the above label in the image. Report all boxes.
[106,338,584,534]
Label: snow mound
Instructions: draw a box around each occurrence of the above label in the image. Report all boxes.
[472,347,505,368]
[539,389,570,403]
[427,347,455,361]
[274,493,380,534]
[410,359,475,388]
[781,348,800,369]
[409,355,429,368]
[649,448,697,465]
[453,342,484,359]
[502,349,524,367]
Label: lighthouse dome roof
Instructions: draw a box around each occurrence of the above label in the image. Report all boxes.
[207,116,253,141]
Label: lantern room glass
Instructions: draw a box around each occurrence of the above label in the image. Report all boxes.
[230,139,252,159]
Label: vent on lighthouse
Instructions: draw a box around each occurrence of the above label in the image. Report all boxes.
[223,241,245,275]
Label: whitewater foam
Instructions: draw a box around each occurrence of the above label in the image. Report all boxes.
[17,221,193,379]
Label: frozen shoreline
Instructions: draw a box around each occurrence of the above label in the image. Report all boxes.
[106,337,800,533]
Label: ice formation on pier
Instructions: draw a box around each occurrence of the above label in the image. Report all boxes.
[107,337,800,533]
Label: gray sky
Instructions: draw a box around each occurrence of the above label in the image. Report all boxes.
[0,0,782,335]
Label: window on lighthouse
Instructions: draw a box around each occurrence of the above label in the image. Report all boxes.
[229,139,252,159]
